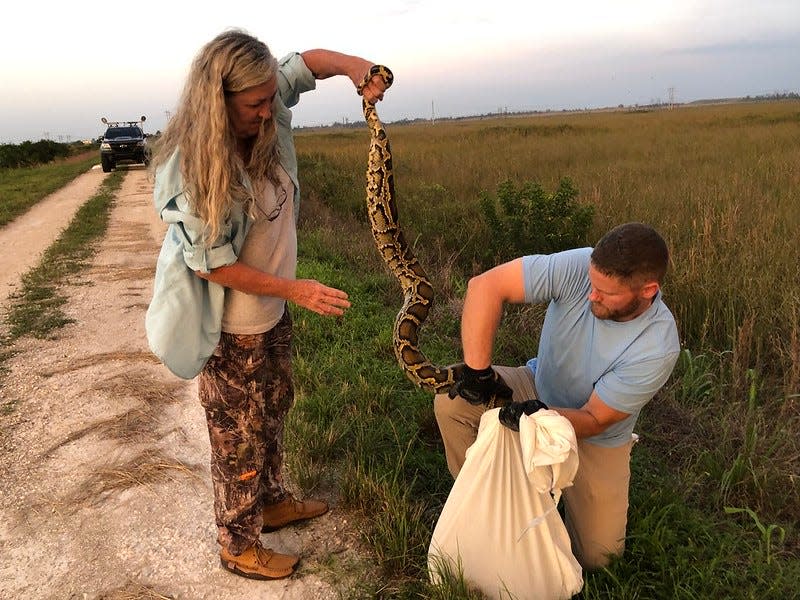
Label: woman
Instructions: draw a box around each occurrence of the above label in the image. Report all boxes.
[146,29,388,580]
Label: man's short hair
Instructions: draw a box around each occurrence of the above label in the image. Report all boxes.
[590,222,669,284]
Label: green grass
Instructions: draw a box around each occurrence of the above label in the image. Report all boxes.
[296,101,800,378]
[287,100,799,598]
[578,446,800,599]
[0,153,99,226]
[288,227,800,598]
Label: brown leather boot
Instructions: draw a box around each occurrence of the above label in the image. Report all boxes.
[219,541,299,580]
[261,496,329,532]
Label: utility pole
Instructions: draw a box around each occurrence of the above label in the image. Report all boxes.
[431,100,435,125]
[668,86,675,110]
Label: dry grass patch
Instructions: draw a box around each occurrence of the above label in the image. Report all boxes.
[92,370,185,406]
[41,351,161,376]
[44,370,186,455]
[98,582,175,599]
[62,448,202,509]
[44,406,162,456]
[88,265,155,282]
[124,302,152,311]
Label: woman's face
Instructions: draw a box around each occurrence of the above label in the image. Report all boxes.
[225,76,277,141]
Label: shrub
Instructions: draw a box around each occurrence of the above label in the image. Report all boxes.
[0,139,72,169]
[478,177,594,267]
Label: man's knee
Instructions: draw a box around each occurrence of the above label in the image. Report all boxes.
[433,392,455,423]
[572,539,624,571]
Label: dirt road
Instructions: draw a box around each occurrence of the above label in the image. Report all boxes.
[0,167,358,599]
[0,167,106,306]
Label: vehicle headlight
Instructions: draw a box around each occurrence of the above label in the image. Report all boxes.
[101,142,111,150]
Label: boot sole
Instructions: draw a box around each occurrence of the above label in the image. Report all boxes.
[261,506,329,533]
[220,557,295,580]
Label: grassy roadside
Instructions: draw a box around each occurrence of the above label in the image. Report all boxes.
[0,170,123,404]
[288,101,800,600]
[0,154,99,226]
[289,209,800,598]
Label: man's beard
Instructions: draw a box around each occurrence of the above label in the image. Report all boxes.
[590,296,645,322]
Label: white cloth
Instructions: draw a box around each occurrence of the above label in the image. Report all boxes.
[429,408,583,600]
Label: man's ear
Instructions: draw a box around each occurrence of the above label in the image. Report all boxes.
[640,281,660,300]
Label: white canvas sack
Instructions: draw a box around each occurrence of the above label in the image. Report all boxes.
[428,408,583,600]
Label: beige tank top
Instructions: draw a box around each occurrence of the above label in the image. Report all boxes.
[221,166,297,334]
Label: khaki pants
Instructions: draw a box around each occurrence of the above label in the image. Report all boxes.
[433,365,632,569]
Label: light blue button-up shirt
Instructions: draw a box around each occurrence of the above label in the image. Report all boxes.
[145,52,317,379]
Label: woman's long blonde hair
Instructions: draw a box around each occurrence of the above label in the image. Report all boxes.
[151,29,281,243]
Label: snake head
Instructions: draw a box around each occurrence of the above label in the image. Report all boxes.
[358,65,394,99]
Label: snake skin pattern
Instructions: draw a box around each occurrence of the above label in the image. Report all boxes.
[358,65,462,393]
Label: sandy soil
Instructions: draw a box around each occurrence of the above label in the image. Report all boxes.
[0,166,364,599]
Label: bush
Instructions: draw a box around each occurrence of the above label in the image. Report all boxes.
[0,139,72,169]
[478,177,594,267]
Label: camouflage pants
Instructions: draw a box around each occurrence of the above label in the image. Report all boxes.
[198,309,294,555]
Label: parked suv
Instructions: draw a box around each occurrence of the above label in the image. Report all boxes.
[99,116,149,172]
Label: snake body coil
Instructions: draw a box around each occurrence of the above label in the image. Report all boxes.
[359,66,460,393]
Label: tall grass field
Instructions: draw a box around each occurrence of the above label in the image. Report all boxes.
[287,100,799,598]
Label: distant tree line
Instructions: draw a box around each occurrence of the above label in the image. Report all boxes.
[0,139,92,169]
[748,91,800,101]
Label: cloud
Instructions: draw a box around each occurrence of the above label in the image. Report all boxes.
[666,36,800,56]
[2,1,799,141]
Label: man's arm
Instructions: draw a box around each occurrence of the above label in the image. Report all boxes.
[500,389,631,435]
[552,390,630,438]
[461,258,527,369]
[300,49,386,103]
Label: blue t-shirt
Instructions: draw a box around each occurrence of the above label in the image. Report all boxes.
[523,248,680,447]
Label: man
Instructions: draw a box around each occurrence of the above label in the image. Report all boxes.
[434,222,680,569]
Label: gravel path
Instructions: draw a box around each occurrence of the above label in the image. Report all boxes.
[0,166,364,599]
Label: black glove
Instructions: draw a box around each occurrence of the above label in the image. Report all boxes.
[448,364,513,406]
[499,399,549,431]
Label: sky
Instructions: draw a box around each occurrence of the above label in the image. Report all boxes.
[1,0,798,143]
